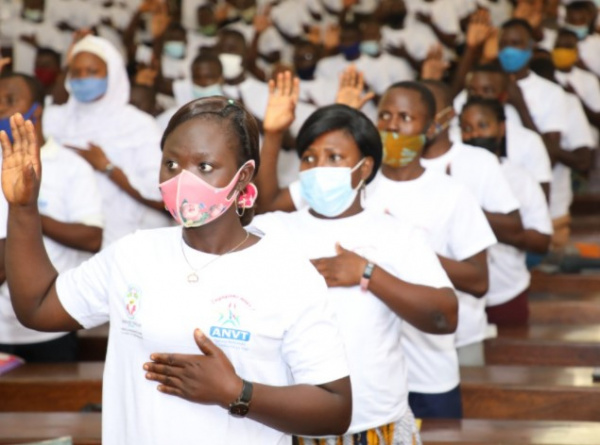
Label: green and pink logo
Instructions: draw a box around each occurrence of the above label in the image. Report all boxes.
[125,287,141,319]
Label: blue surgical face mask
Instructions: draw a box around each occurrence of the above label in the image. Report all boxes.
[69,77,108,103]
[564,23,589,40]
[0,103,39,143]
[360,40,380,57]
[498,46,532,73]
[340,42,361,60]
[299,159,365,218]
[192,83,223,99]
[163,40,186,59]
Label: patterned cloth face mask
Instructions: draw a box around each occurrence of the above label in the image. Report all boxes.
[159,160,256,228]
[380,131,427,168]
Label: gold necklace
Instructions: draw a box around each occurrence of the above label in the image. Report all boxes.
[181,231,250,283]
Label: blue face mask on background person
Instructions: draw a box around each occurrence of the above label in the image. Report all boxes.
[69,77,108,103]
[192,83,223,99]
[360,40,380,57]
[498,46,532,73]
[299,159,365,218]
[163,41,186,59]
[564,23,589,40]
[0,103,39,143]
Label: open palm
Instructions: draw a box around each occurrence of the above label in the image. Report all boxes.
[0,114,41,206]
[263,71,299,133]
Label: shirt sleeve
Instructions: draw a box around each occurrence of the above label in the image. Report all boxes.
[521,177,553,236]
[522,129,553,183]
[447,186,497,261]
[64,154,104,228]
[0,191,8,239]
[282,261,350,385]
[56,242,118,329]
[480,154,521,214]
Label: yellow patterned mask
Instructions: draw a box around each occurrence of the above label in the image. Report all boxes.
[380,131,427,168]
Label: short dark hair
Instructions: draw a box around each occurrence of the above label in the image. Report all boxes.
[529,57,557,84]
[421,79,452,109]
[191,53,223,76]
[501,18,534,39]
[566,1,595,12]
[461,97,506,123]
[0,72,45,105]
[36,47,61,66]
[218,29,247,50]
[385,81,437,127]
[296,104,382,183]
[557,28,579,41]
[161,97,260,174]
[471,62,504,75]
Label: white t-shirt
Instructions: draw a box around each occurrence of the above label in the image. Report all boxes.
[420,142,518,346]
[365,169,495,393]
[555,67,600,113]
[56,227,349,445]
[0,138,103,344]
[250,208,452,433]
[578,34,600,78]
[517,72,568,135]
[550,92,596,218]
[487,160,553,307]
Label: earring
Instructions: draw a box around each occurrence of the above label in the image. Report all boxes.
[236,195,246,217]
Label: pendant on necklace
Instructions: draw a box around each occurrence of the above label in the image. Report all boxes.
[187,272,199,283]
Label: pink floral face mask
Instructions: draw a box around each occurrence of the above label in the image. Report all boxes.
[159,161,256,228]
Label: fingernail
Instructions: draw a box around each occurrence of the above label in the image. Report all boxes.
[150,355,156,360]
[143,364,149,370]
[195,328,205,338]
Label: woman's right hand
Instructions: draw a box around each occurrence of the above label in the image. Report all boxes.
[0,114,42,206]
[262,71,299,134]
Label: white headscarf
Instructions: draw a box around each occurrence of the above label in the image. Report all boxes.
[43,36,169,246]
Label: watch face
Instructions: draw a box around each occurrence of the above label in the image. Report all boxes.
[229,403,250,417]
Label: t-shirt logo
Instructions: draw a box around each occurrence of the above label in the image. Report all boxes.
[125,287,141,319]
[210,296,252,344]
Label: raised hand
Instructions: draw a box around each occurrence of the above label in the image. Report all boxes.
[466,8,493,48]
[0,57,11,74]
[421,44,449,81]
[482,27,499,63]
[310,243,368,288]
[144,329,242,408]
[335,65,375,110]
[0,114,42,206]
[65,143,111,171]
[262,71,299,134]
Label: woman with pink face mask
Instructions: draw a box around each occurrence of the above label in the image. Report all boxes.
[0,97,352,445]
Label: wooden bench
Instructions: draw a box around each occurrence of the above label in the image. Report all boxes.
[461,365,600,421]
[0,412,101,445]
[484,325,600,366]
[2,414,599,445]
[0,362,103,412]
[530,271,600,293]
[529,290,600,324]
[421,418,600,444]
[77,324,108,362]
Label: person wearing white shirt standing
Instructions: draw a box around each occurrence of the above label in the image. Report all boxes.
[0,72,103,362]
[0,96,352,445]
[529,54,596,250]
[254,79,496,419]
[253,82,457,443]
[420,80,522,364]
[43,35,170,247]
[552,28,600,134]
[459,97,552,326]
[498,19,568,168]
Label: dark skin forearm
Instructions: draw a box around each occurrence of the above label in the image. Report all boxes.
[484,210,524,247]
[438,250,489,297]
[108,167,165,212]
[40,215,102,253]
[7,205,81,332]
[367,265,457,334]
[450,44,481,98]
[254,131,295,213]
[556,146,592,171]
[522,230,551,255]
[245,379,351,436]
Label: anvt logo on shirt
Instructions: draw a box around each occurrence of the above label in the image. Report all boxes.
[210,299,251,343]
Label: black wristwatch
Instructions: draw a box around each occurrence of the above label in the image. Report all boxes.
[228,379,253,417]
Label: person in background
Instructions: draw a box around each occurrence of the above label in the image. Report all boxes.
[0,72,103,362]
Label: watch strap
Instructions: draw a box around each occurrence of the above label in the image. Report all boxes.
[228,379,253,417]
[360,262,375,292]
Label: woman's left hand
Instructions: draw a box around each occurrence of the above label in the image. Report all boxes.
[65,143,111,171]
[310,243,368,288]
[144,329,243,408]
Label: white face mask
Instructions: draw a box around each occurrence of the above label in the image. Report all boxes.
[218,53,244,80]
